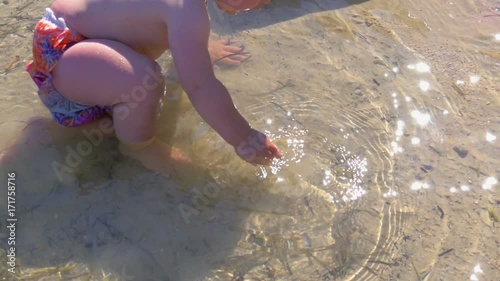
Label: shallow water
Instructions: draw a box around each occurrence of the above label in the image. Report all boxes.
[0,0,499,280]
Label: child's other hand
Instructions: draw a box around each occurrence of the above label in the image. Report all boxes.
[234,129,282,165]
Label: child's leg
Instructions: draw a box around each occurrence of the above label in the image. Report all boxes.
[52,39,162,143]
[51,39,189,175]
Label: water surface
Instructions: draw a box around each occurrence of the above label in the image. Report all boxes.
[0,0,499,280]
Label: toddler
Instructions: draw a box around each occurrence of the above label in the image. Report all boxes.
[20,0,281,174]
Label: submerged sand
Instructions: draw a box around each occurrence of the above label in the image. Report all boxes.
[0,0,499,280]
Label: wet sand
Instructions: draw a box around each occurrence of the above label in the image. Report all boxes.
[0,0,499,280]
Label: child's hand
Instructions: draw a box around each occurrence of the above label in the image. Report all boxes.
[234,129,282,165]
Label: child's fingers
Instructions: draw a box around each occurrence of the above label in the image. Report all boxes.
[224,39,239,45]
[266,140,282,158]
[217,58,241,66]
[214,55,250,66]
[212,52,250,66]
[225,54,249,62]
[223,45,245,53]
[271,146,282,158]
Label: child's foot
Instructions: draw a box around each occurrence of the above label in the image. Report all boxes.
[119,137,191,176]
[208,39,251,67]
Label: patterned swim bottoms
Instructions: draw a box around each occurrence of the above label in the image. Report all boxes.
[26,8,110,127]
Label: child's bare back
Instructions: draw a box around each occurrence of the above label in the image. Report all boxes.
[51,0,173,60]
[2,0,280,175]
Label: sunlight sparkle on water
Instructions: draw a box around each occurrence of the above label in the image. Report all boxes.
[450,185,472,193]
[396,120,405,137]
[392,93,399,108]
[383,189,398,198]
[265,127,307,175]
[323,170,332,186]
[486,132,496,142]
[391,142,403,155]
[328,145,368,202]
[391,120,405,155]
[411,181,430,190]
[415,62,431,73]
[342,185,367,202]
[470,264,483,281]
[419,80,430,91]
[411,110,431,126]
[470,75,480,84]
[266,118,272,125]
[482,176,497,190]
[407,62,431,73]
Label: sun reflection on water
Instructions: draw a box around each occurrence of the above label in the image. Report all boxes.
[411,110,431,126]
[392,92,399,109]
[407,62,431,73]
[482,176,497,190]
[470,264,483,281]
[263,126,307,176]
[485,132,496,142]
[415,62,431,73]
[390,119,405,155]
[469,75,480,84]
[418,80,430,91]
[411,181,431,191]
[450,185,471,193]
[328,145,368,202]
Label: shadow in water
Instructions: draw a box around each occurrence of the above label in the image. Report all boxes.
[0,81,273,281]
[209,0,369,34]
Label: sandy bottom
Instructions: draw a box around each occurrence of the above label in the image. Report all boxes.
[0,0,499,280]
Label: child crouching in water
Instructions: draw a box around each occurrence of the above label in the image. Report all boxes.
[8,0,281,174]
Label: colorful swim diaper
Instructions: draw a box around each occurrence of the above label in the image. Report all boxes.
[26,8,110,127]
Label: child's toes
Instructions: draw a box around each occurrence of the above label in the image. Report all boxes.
[170,147,192,164]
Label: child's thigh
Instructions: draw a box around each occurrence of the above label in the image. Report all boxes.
[51,39,163,107]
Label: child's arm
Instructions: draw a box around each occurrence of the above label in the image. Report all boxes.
[165,2,280,164]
